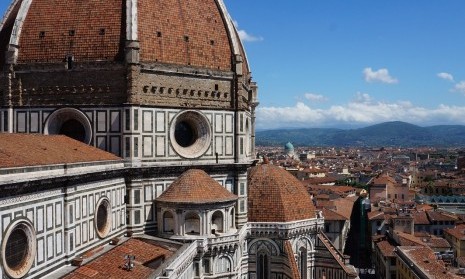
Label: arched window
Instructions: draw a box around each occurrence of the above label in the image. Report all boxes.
[257,252,269,279]
[229,208,235,229]
[211,211,224,233]
[245,119,251,156]
[215,256,231,274]
[185,212,200,235]
[299,247,307,279]
[163,211,175,234]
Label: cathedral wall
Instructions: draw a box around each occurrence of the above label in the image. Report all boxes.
[7,64,127,106]
[0,177,126,279]
[0,106,253,164]
[131,67,235,109]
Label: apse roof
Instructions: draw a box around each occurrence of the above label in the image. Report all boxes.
[156,169,237,204]
[248,164,316,222]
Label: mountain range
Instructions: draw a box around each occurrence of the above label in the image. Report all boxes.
[256,121,465,147]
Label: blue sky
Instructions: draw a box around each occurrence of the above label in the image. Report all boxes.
[2,1,465,129]
[225,0,465,129]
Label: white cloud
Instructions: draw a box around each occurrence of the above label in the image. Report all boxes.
[354,92,372,103]
[233,20,263,42]
[455,81,465,94]
[437,72,454,82]
[304,93,327,102]
[363,67,398,84]
[256,94,465,129]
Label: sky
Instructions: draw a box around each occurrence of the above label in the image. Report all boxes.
[2,1,465,130]
[225,0,465,130]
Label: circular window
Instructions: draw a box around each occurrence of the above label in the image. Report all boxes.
[175,121,196,147]
[1,219,36,279]
[44,108,92,144]
[170,111,211,158]
[94,198,111,239]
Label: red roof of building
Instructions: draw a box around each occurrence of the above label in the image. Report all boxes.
[398,246,462,279]
[444,224,465,241]
[62,238,176,279]
[156,169,237,204]
[322,208,347,221]
[248,164,316,222]
[413,211,430,225]
[376,240,396,258]
[0,133,121,168]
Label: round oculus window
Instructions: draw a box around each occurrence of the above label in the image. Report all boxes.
[95,198,111,239]
[1,220,36,279]
[44,108,93,144]
[170,111,211,158]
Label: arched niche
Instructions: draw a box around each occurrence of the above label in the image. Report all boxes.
[185,212,200,235]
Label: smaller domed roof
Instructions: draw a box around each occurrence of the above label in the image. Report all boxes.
[248,164,316,222]
[284,142,294,150]
[156,169,237,204]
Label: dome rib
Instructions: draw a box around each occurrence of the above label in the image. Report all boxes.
[156,169,237,204]
[248,164,316,222]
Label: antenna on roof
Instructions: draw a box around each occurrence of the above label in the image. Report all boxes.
[123,255,135,271]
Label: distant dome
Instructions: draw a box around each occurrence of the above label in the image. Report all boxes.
[284,142,294,151]
[248,164,316,222]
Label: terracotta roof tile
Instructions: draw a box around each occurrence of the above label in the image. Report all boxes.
[444,224,465,241]
[0,134,121,168]
[248,164,316,223]
[376,240,395,258]
[427,211,459,222]
[156,169,237,204]
[368,211,385,221]
[398,246,462,279]
[322,208,347,221]
[413,211,430,225]
[332,197,356,220]
[62,238,176,279]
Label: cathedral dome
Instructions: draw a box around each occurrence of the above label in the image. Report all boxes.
[156,169,237,205]
[0,0,248,72]
[248,164,316,222]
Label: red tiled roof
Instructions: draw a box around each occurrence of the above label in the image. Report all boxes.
[332,197,357,220]
[156,169,237,204]
[398,246,462,279]
[376,240,395,258]
[322,208,347,221]
[368,211,385,221]
[444,224,465,241]
[372,175,396,185]
[62,238,176,279]
[0,134,121,168]
[413,211,430,225]
[248,164,316,222]
[427,211,458,222]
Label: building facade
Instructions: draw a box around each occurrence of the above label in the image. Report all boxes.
[0,1,359,278]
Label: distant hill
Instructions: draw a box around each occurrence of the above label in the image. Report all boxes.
[256,121,465,147]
